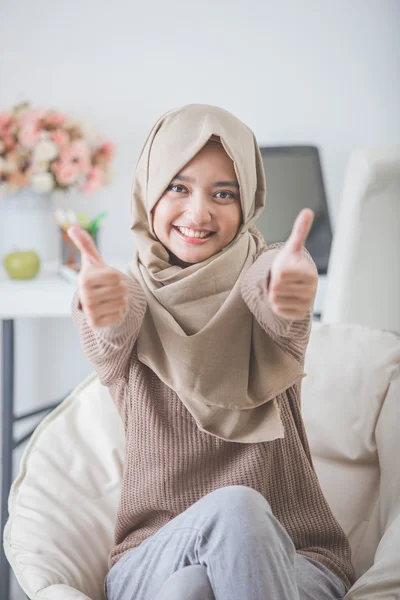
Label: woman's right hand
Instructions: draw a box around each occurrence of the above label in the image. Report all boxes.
[68,224,129,329]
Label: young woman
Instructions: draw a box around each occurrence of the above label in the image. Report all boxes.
[69,104,355,600]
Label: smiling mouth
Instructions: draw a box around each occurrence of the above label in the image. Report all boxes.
[173,225,216,240]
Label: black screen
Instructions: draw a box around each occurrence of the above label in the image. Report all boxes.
[257,145,332,275]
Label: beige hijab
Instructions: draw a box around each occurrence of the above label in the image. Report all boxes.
[130,104,304,443]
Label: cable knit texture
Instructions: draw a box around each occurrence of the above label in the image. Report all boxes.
[71,247,355,591]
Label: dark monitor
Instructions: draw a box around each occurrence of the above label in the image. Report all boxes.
[257,145,332,275]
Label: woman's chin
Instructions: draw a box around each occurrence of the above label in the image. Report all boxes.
[169,246,216,267]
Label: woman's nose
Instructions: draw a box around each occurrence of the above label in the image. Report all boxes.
[186,192,212,224]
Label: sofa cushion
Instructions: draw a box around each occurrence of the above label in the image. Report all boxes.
[4,374,123,600]
[302,322,400,579]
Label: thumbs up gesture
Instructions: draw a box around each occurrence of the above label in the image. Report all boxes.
[268,209,317,320]
[68,224,128,328]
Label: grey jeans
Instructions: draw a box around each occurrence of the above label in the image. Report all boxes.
[106,486,348,600]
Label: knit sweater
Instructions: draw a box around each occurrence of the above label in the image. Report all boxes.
[72,247,356,590]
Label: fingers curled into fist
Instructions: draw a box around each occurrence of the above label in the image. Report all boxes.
[267,209,318,320]
[78,265,129,328]
[68,223,129,329]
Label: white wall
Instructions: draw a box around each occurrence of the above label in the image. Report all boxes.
[1,0,399,597]
[1,0,400,248]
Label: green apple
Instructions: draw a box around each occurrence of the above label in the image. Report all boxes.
[3,250,41,280]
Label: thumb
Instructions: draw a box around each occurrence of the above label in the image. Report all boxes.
[67,224,104,268]
[286,209,314,254]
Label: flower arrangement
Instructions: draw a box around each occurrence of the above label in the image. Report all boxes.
[0,103,115,197]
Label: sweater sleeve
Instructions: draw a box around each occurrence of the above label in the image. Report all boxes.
[71,272,147,386]
[240,243,317,361]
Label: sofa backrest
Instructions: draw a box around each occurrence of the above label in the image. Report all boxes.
[302,322,400,576]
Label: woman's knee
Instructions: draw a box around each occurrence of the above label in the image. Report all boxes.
[199,486,295,562]
[202,485,272,528]
[155,565,214,600]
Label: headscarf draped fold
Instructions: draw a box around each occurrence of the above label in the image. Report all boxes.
[129,104,303,443]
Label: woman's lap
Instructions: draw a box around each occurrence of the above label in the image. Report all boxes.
[106,486,347,600]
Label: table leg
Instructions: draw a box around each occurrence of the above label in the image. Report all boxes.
[1,319,14,600]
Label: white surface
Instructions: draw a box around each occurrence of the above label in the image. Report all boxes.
[0,263,76,319]
[1,0,399,263]
[322,146,400,334]
[313,274,326,316]
[4,323,400,600]
[0,191,56,263]
[0,260,129,319]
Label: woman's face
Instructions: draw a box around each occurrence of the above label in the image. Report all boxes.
[152,140,242,267]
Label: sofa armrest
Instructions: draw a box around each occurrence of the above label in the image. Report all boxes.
[344,363,400,598]
[35,584,93,599]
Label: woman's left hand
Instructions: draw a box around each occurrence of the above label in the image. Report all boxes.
[268,209,318,320]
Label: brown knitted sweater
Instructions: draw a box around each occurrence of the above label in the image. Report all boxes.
[72,247,355,590]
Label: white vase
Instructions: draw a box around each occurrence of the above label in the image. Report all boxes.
[0,188,59,262]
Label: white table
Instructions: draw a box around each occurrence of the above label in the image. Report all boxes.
[0,263,327,318]
[0,261,326,600]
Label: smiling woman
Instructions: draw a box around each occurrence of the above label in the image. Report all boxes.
[66,104,353,600]
[152,138,242,267]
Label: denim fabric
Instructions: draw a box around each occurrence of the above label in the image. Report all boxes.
[106,486,347,600]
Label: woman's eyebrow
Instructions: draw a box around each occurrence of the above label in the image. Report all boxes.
[213,181,239,188]
[173,174,194,183]
[172,174,239,188]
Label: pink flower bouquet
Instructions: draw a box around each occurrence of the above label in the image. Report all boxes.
[0,103,115,196]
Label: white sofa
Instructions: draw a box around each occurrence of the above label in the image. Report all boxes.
[323,146,400,334]
[3,322,400,599]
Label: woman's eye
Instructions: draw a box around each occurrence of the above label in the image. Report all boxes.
[167,184,187,193]
[214,191,236,201]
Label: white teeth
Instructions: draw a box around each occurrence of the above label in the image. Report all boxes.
[175,226,213,239]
